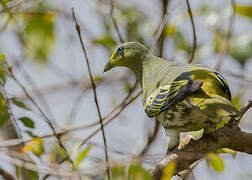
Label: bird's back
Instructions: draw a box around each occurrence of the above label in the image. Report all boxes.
[142,60,239,132]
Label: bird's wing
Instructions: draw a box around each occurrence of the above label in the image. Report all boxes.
[213,72,232,101]
[144,79,203,117]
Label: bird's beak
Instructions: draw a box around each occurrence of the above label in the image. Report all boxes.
[103,61,113,73]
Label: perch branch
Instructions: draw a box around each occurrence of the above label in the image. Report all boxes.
[150,101,252,179]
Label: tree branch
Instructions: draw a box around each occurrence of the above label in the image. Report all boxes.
[150,125,252,179]
[71,8,111,179]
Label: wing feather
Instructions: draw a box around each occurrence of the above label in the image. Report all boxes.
[145,80,202,117]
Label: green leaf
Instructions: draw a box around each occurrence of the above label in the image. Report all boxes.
[25,130,37,138]
[164,25,176,36]
[24,169,39,180]
[111,165,126,179]
[128,160,152,180]
[206,153,225,172]
[161,160,176,180]
[10,98,30,110]
[235,5,252,18]
[0,93,10,127]
[93,34,117,52]
[18,117,35,128]
[217,148,237,158]
[22,138,44,157]
[229,35,252,66]
[75,146,92,167]
[22,10,55,64]
[0,54,8,84]
[232,95,241,110]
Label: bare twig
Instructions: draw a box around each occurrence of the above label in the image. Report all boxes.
[150,13,169,53]
[71,8,111,179]
[215,0,236,70]
[185,0,197,63]
[236,100,252,124]
[0,167,15,180]
[0,88,141,148]
[109,0,124,43]
[79,89,142,146]
[0,152,78,178]
[13,57,55,124]
[7,72,74,166]
[0,81,22,139]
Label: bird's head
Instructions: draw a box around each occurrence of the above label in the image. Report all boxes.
[103,42,149,72]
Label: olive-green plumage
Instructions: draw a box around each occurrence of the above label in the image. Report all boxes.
[104,42,239,150]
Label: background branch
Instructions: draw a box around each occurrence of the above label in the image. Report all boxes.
[185,0,197,63]
[72,8,111,179]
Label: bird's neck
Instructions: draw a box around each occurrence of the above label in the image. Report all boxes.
[130,54,169,89]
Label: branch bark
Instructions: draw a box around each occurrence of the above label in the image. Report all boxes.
[150,125,252,179]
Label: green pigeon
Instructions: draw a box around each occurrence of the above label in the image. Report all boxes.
[104,42,239,151]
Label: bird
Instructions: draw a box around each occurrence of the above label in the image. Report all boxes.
[103,42,239,151]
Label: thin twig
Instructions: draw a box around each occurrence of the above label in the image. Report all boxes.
[236,100,252,124]
[7,72,74,166]
[185,0,197,63]
[71,8,111,179]
[109,0,124,43]
[42,156,68,180]
[0,152,78,178]
[215,0,236,70]
[13,57,55,124]
[150,13,169,53]
[79,89,142,146]
[0,88,141,148]
[0,167,15,180]
[0,81,22,139]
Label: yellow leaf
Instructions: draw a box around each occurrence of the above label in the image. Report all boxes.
[22,138,44,157]
[206,153,224,172]
[161,160,176,180]
[217,148,237,158]
[235,5,252,18]
[164,25,176,36]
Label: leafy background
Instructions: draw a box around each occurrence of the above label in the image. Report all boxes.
[0,0,251,179]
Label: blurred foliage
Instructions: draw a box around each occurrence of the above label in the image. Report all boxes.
[93,3,146,52]
[206,153,224,172]
[74,145,92,169]
[229,33,252,66]
[232,95,242,110]
[0,54,8,83]
[235,5,252,18]
[21,4,55,64]
[0,0,251,179]
[128,160,152,180]
[0,54,9,127]
[161,160,176,180]
[0,93,9,127]
[214,29,252,66]
[22,138,44,157]
[23,169,39,180]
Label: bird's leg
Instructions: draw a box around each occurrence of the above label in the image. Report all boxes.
[165,129,180,154]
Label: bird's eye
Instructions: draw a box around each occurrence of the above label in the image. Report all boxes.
[117,47,124,55]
